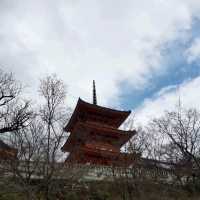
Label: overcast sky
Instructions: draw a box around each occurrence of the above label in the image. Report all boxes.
[1,0,200,125]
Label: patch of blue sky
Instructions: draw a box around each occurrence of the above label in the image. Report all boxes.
[119,19,200,110]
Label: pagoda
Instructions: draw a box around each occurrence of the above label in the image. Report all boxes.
[61,81,137,166]
[0,140,17,160]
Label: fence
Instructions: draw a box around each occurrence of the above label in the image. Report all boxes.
[0,160,176,183]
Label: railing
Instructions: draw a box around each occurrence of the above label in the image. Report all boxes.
[0,160,175,182]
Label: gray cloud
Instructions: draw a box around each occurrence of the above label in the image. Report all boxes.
[0,0,200,108]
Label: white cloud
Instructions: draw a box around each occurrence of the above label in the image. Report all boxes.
[0,0,200,107]
[134,76,200,125]
[185,38,200,63]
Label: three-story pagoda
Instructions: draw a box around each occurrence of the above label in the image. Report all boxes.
[61,81,137,166]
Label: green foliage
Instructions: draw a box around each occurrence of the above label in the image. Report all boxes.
[0,193,25,200]
[1,179,200,200]
[65,192,79,200]
[89,190,111,200]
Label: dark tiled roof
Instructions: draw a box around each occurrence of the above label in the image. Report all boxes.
[141,158,177,170]
[64,98,131,132]
[0,140,12,150]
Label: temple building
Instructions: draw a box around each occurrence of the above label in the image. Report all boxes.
[0,140,17,160]
[61,81,137,166]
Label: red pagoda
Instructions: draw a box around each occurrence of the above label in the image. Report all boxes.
[0,140,17,160]
[61,81,137,166]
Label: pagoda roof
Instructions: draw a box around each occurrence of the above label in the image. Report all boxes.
[65,145,138,165]
[0,140,12,151]
[0,140,18,160]
[62,122,136,152]
[64,98,131,132]
[80,148,139,166]
[84,142,120,153]
[82,121,136,138]
[81,145,120,157]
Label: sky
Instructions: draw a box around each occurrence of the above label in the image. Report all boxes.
[1,0,200,125]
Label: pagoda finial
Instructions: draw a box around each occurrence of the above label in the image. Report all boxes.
[93,80,97,105]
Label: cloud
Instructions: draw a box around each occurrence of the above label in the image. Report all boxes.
[0,0,200,107]
[134,76,200,125]
[185,37,200,63]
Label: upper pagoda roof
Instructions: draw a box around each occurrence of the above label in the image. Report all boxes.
[64,98,131,132]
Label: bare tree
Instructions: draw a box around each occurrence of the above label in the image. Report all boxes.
[0,72,80,199]
[38,74,69,199]
[123,116,152,159]
[8,118,45,200]
[0,68,33,134]
[149,106,200,188]
[127,127,150,157]
[152,107,200,168]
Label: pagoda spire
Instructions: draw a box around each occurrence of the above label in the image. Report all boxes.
[93,80,97,105]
